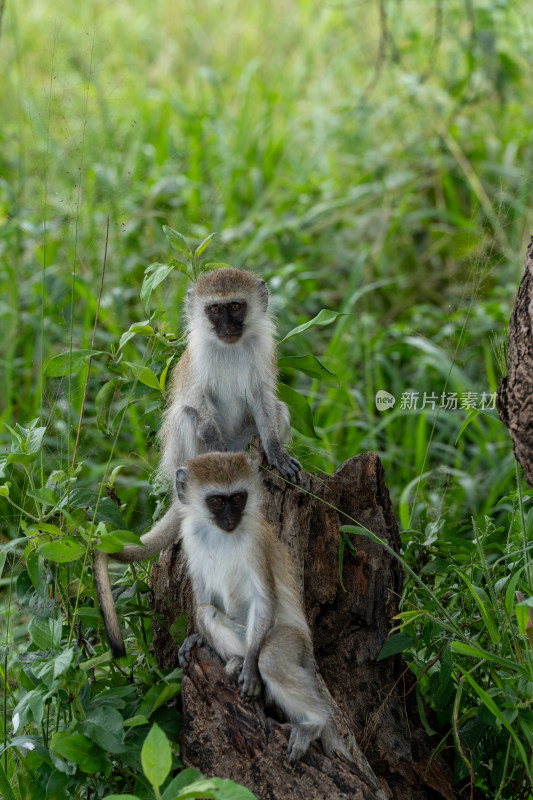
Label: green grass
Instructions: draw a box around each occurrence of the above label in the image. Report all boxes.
[1,0,533,797]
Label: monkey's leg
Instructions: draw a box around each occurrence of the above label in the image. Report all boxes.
[258,625,330,762]
[196,604,246,663]
[253,397,301,482]
[159,404,212,490]
[112,503,182,563]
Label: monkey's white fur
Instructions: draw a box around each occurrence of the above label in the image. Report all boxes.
[95,268,299,659]
[178,453,349,763]
[158,273,294,489]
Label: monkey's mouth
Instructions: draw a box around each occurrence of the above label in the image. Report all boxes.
[219,333,242,344]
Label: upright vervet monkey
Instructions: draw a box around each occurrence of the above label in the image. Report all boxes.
[177,452,349,764]
[94,268,300,657]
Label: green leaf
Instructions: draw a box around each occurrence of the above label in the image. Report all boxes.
[209,777,258,799]
[140,264,175,313]
[79,651,113,671]
[3,452,37,467]
[51,731,109,774]
[93,497,126,528]
[0,758,17,800]
[277,383,319,439]
[26,487,57,506]
[162,769,204,800]
[101,796,140,800]
[37,538,85,563]
[78,707,125,754]
[194,232,217,259]
[279,309,348,343]
[456,572,501,644]
[96,530,144,553]
[102,796,140,800]
[141,723,172,790]
[160,356,174,392]
[138,684,181,719]
[377,633,415,661]
[278,354,339,387]
[27,522,63,536]
[118,321,154,351]
[32,649,74,687]
[28,425,47,453]
[96,378,121,432]
[123,715,150,728]
[516,604,530,636]
[450,642,525,674]
[28,614,63,650]
[455,408,483,444]
[169,778,257,800]
[7,736,54,767]
[170,612,188,646]
[459,670,532,781]
[44,349,107,377]
[125,362,162,392]
[163,226,193,259]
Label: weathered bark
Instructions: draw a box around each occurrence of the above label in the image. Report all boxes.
[149,447,457,800]
[497,237,533,487]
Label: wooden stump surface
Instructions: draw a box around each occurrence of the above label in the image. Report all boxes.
[149,447,457,800]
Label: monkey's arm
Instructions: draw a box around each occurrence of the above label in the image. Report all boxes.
[185,400,226,452]
[239,591,275,700]
[251,393,300,482]
[112,503,183,563]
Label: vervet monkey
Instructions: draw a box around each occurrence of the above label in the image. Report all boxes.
[177,452,349,763]
[95,267,300,657]
[158,266,300,488]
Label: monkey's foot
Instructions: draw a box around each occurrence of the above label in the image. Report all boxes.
[287,722,322,764]
[238,659,262,701]
[225,655,244,679]
[179,633,204,668]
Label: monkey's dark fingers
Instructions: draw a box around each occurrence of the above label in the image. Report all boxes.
[225,655,244,678]
[238,666,262,700]
[274,453,301,482]
[178,633,204,667]
[287,723,318,763]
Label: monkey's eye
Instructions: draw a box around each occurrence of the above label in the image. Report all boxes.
[210,305,221,315]
[230,302,241,313]
[230,494,245,505]
[211,496,225,506]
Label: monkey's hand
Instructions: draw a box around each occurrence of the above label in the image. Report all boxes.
[198,420,227,453]
[178,633,204,668]
[265,441,301,483]
[238,655,262,701]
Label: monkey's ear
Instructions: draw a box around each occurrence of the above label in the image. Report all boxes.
[185,288,195,313]
[175,468,188,502]
[257,279,268,311]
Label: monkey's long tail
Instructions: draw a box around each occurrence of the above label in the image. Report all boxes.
[93,549,126,659]
[321,723,389,800]
[111,503,182,563]
[320,722,353,762]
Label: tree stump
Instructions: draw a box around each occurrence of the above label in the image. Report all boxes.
[497,236,533,488]
[149,447,457,800]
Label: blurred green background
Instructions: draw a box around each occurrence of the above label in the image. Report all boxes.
[2,0,531,527]
[2,2,533,795]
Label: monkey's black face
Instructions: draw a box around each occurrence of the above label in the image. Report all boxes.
[206,491,248,532]
[205,301,247,343]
